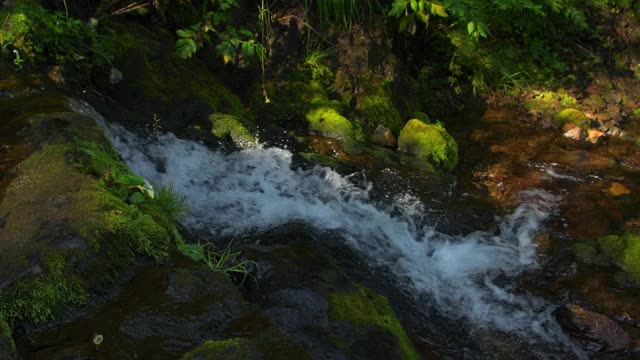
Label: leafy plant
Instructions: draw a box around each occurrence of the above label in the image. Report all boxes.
[178,240,258,284]
[0,1,93,68]
[174,0,265,64]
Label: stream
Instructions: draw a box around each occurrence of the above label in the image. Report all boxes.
[48,99,586,358]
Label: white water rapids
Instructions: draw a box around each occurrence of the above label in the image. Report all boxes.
[71,100,582,355]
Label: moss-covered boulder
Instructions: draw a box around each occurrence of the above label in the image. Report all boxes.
[598,231,640,281]
[305,83,360,147]
[0,317,15,360]
[553,108,591,129]
[398,119,458,172]
[329,284,419,360]
[181,332,310,360]
[0,106,180,326]
[209,113,256,147]
[94,20,249,133]
[357,95,403,135]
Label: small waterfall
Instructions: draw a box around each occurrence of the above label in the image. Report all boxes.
[70,99,581,354]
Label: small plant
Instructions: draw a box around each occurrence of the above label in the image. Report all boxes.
[156,183,189,221]
[178,240,258,285]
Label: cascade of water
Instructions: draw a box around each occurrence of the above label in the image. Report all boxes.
[70,99,583,356]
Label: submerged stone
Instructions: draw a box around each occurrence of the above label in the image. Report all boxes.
[556,304,631,353]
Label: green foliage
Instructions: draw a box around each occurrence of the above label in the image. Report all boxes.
[0,316,16,358]
[329,285,419,360]
[304,49,333,89]
[0,252,88,325]
[178,241,258,285]
[0,1,93,68]
[390,0,636,94]
[174,0,265,64]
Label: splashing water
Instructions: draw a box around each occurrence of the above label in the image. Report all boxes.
[71,100,581,354]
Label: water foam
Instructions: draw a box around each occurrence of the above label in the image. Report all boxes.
[71,100,577,351]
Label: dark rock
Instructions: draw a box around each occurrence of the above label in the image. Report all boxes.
[263,288,330,331]
[371,124,397,149]
[556,304,631,354]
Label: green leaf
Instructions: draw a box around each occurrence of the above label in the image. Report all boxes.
[178,243,205,261]
[467,21,475,35]
[241,42,254,58]
[129,192,145,205]
[410,0,418,12]
[176,38,197,59]
[116,174,146,186]
[238,29,253,38]
[430,3,448,17]
[176,29,195,38]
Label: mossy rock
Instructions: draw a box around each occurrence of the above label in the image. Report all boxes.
[181,332,310,360]
[96,20,249,132]
[552,108,591,129]
[409,111,430,124]
[209,113,255,147]
[598,232,640,282]
[0,112,179,326]
[0,317,15,360]
[524,90,578,116]
[329,284,419,360]
[357,95,403,135]
[398,119,458,172]
[305,83,361,148]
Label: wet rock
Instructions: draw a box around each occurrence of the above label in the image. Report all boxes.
[563,126,583,141]
[264,288,329,331]
[608,182,631,197]
[371,124,397,149]
[109,67,123,84]
[556,304,631,354]
[587,129,605,144]
[535,148,614,173]
[166,268,236,303]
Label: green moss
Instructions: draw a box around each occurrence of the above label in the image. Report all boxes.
[0,252,87,325]
[299,152,340,169]
[398,119,458,172]
[181,333,310,360]
[329,285,419,360]
[409,112,431,124]
[358,95,403,135]
[598,232,640,282]
[552,108,590,129]
[633,108,640,119]
[0,316,16,358]
[0,139,179,324]
[209,113,255,146]
[181,338,257,360]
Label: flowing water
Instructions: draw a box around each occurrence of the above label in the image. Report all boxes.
[68,99,587,357]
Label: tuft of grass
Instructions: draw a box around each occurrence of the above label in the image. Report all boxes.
[304,0,377,27]
[178,240,258,285]
[157,183,189,221]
